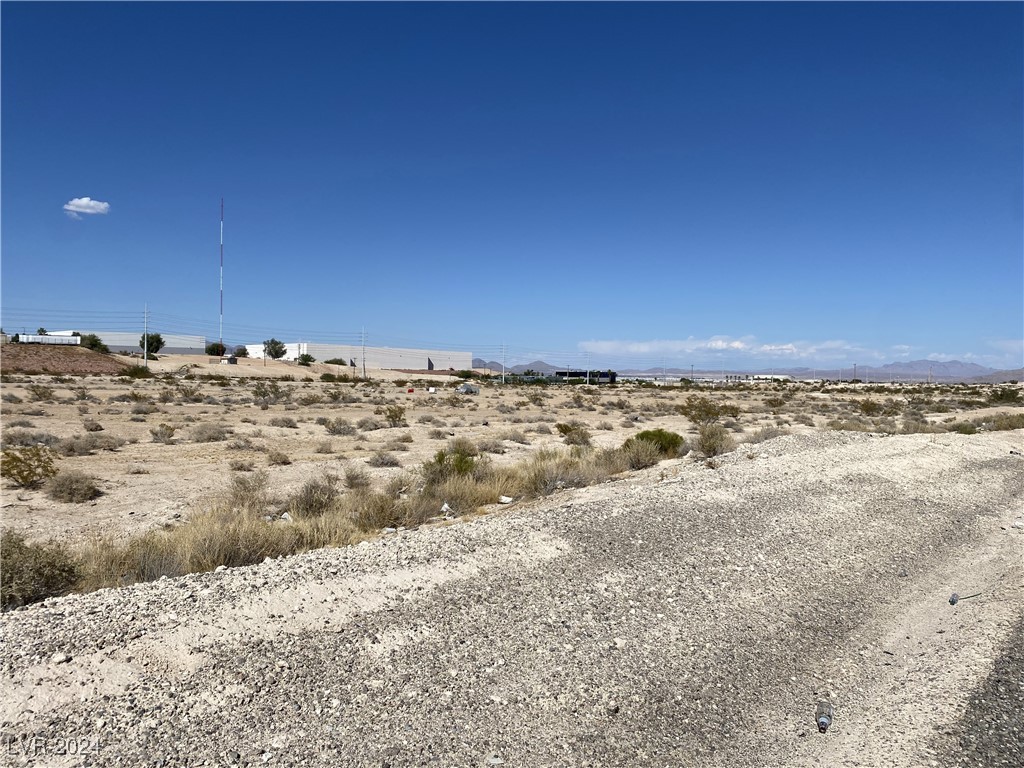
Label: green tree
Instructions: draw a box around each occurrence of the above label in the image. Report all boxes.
[206,342,227,356]
[140,333,165,355]
[78,333,110,353]
[36,327,48,335]
[263,338,287,360]
[234,345,249,358]
[297,353,316,366]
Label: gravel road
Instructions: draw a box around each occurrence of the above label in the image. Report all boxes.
[2,431,1022,768]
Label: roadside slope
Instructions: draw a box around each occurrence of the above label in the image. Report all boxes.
[1,431,1022,767]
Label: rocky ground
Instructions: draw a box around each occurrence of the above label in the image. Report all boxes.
[2,430,1022,767]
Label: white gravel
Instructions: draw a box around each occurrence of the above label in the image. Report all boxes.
[2,430,1022,767]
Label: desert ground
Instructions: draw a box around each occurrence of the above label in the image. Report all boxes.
[1,348,1022,766]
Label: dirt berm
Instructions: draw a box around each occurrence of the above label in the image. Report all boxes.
[2,431,1022,767]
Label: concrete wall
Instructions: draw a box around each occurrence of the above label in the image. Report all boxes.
[243,342,471,371]
[55,331,207,355]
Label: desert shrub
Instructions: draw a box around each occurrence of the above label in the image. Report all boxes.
[1,393,22,404]
[324,417,356,436]
[534,424,553,435]
[344,466,371,490]
[697,424,735,457]
[26,384,55,402]
[345,490,402,531]
[82,420,104,432]
[516,448,593,497]
[678,395,740,426]
[477,439,506,454]
[357,417,385,432]
[745,426,789,444]
[618,438,664,470]
[229,471,271,513]
[131,402,159,415]
[297,353,316,366]
[46,471,101,503]
[947,421,978,435]
[56,433,126,456]
[367,451,400,468]
[975,412,1024,431]
[596,421,614,431]
[0,530,80,610]
[267,450,292,466]
[297,392,323,406]
[315,440,334,454]
[625,428,686,457]
[252,380,290,405]
[191,423,231,443]
[1,446,58,488]
[4,419,34,428]
[428,428,446,439]
[269,416,298,429]
[501,429,529,444]
[826,419,872,432]
[229,459,254,472]
[900,418,943,434]
[858,399,883,416]
[555,421,592,447]
[380,405,403,430]
[124,365,154,379]
[2,429,59,448]
[764,396,786,409]
[988,388,1022,405]
[284,474,341,519]
[150,424,177,443]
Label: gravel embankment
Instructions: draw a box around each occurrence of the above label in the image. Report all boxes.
[1,430,1022,768]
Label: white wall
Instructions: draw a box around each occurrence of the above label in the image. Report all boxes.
[244,342,471,370]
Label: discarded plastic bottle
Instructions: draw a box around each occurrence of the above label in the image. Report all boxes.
[815,701,834,733]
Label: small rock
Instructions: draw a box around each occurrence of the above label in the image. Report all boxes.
[51,652,71,664]
[1011,520,1024,529]
[215,565,227,573]
[498,496,513,504]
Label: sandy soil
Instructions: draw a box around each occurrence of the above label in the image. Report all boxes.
[0,429,1021,767]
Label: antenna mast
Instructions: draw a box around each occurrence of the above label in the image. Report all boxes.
[219,198,224,348]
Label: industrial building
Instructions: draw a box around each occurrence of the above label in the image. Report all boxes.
[242,342,472,371]
[48,331,207,355]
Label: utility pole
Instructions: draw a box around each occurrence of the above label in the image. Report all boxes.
[853,363,857,382]
[361,327,367,380]
[143,304,148,367]
[501,343,506,385]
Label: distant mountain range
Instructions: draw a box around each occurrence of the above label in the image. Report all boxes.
[471,358,1020,383]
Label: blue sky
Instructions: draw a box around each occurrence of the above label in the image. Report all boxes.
[2,2,1021,370]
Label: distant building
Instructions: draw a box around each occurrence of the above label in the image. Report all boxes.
[243,342,472,371]
[49,331,206,355]
[553,370,617,384]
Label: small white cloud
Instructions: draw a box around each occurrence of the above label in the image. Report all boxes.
[64,197,110,219]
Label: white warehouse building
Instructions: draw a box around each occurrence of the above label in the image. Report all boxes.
[50,331,207,355]
[243,342,471,371]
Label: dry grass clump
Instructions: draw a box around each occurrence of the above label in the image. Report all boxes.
[697,424,735,457]
[46,471,101,503]
[57,433,127,456]
[229,459,254,471]
[343,465,372,490]
[269,416,298,429]
[267,450,292,466]
[745,425,790,444]
[323,417,356,436]
[191,423,231,443]
[2,429,59,448]
[82,420,104,432]
[555,421,592,447]
[1,530,80,610]
[314,440,334,454]
[367,451,400,467]
[150,423,177,443]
